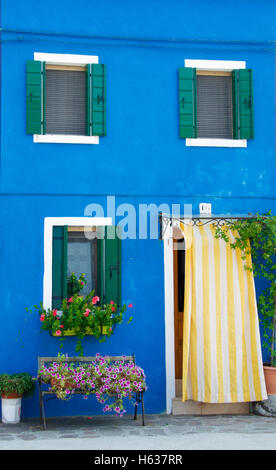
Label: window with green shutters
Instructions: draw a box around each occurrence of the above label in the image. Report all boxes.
[178,64,254,142]
[51,225,121,309]
[26,54,106,140]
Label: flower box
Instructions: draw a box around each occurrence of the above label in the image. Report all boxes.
[52,326,109,337]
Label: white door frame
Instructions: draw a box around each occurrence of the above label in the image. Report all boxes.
[163,222,176,414]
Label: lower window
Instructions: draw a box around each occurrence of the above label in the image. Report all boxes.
[48,223,121,310]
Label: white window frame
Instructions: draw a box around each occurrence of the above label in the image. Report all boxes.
[184,59,247,148]
[33,53,100,145]
[43,217,112,310]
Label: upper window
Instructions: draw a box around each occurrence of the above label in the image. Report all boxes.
[26,53,106,144]
[178,60,254,147]
[196,73,233,139]
[45,66,87,136]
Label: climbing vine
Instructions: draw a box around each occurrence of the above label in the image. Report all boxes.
[215,211,276,366]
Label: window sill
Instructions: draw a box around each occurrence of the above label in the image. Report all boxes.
[33,134,99,144]
[185,138,247,148]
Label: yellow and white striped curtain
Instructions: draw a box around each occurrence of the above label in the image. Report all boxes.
[180,222,267,403]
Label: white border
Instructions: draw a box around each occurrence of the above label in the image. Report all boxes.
[163,222,176,413]
[185,59,246,71]
[184,59,247,148]
[33,53,100,145]
[33,135,99,145]
[34,52,99,67]
[43,217,112,310]
[186,138,247,148]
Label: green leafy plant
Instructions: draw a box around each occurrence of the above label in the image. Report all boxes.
[215,211,276,366]
[30,292,133,356]
[0,373,35,398]
[38,353,147,415]
[67,272,87,297]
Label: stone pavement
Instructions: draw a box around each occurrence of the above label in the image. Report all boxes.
[0,413,276,450]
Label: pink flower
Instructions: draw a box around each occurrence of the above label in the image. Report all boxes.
[84,309,90,317]
[52,309,57,316]
[55,330,61,336]
[109,327,112,332]
[92,296,100,305]
[110,300,115,305]
[40,314,45,322]
[60,325,64,328]
[111,307,115,312]
[68,297,73,303]
[128,303,133,308]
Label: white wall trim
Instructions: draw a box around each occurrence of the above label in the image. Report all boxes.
[34,52,99,66]
[33,134,99,145]
[43,217,112,310]
[184,59,246,71]
[163,222,175,414]
[186,138,247,148]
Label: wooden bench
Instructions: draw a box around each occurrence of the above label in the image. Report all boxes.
[38,355,145,429]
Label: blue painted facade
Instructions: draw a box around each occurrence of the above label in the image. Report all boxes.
[0,0,275,418]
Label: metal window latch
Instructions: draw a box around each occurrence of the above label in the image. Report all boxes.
[97,95,105,104]
[109,266,118,279]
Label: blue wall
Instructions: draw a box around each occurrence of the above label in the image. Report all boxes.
[0,0,276,418]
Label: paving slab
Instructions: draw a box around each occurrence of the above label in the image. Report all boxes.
[0,413,276,450]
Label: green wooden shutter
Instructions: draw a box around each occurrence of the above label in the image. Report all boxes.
[178,67,197,138]
[232,69,254,139]
[97,226,121,305]
[52,226,68,309]
[87,63,106,136]
[26,60,45,135]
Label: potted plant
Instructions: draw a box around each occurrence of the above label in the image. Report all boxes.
[0,373,35,424]
[215,211,276,393]
[67,272,87,297]
[38,353,147,416]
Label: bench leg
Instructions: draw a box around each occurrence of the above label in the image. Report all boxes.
[141,392,145,426]
[41,398,47,430]
[133,392,145,426]
[39,388,43,424]
[38,382,46,429]
[39,391,47,430]
[134,393,138,421]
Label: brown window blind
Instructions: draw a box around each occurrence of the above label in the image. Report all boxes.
[45,69,87,135]
[196,75,233,139]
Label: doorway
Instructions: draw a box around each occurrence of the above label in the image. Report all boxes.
[173,238,185,395]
